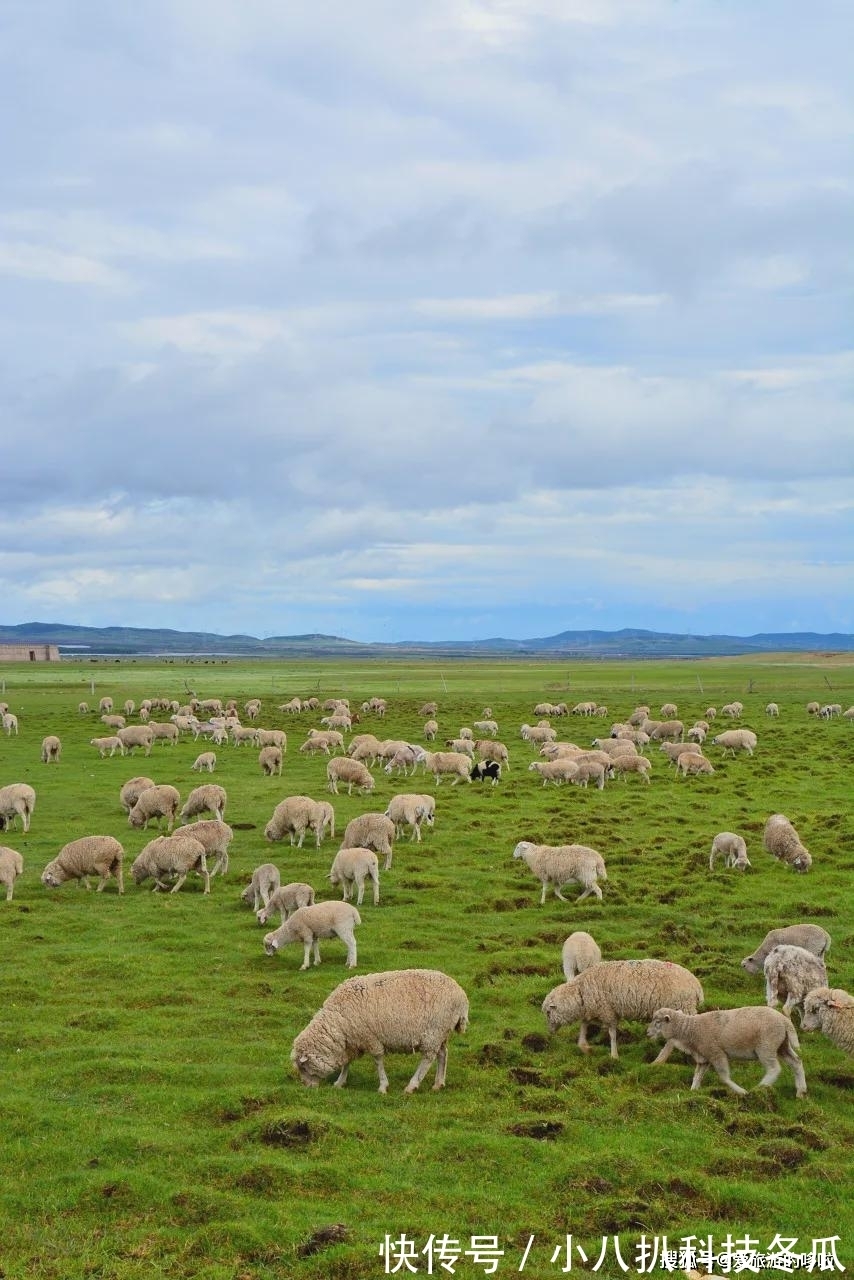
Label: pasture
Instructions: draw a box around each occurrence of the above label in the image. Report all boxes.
[0,654,852,1280]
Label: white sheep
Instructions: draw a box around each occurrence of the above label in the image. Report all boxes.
[98,697,113,714]
[660,702,678,718]
[230,725,260,747]
[384,745,420,777]
[40,735,62,764]
[721,701,744,717]
[801,987,854,1055]
[0,846,24,901]
[131,834,210,894]
[256,728,287,750]
[78,701,89,714]
[421,751,472,786]
[709,832,750,871]
[591,737,636,757]
[329,846,380,906]
[180,784,227,824]
[571,760,608,790]
[742,924,831,974]
[100,714,126,730]
[473,719,498,737]
[763,813,812,873]
[263,901,362,970]
[649,720,684,743]
[520,724,557,744]
[241,863,282,911]
[711,728,757,757]
[179,819,234,877]
[384,794,435,842]
[256,881,316,925]
[192,752,216,773]
[512,840,607,905]
[117,725,155,756]
[763,945,828,1019]
[686,725,707,744]
[527,759,579,786]
[1,712,18,736]
[646,1006,806,1097]
[765,703,780,717]
[475,740,510,771]
[561,931,602,980]
[676,753,715,778]
[542,960,704,1061]
[91,735,125,758]
[264,796,327,849]
[609,753,651,783]
[326,757,375,796]
[423,719,438,741]
[419,702,438,717]
[279,697,303,714]
[291,968,469,1093]
[259,745,283,777]
[128,784,181,832]
[340,813,396,870]
[444,738,475,758]
[0,783,36,833]
[41,836,125,894]
[660,741,701,765]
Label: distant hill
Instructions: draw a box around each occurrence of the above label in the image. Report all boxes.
[1,621,852,658]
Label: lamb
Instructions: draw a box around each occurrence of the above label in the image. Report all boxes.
[542,959,704,1061]
[646,1006,806,1097]
[472,719,498,737]
[192,752,216,773]
[561,931,602,980]
[527,759,579,786]
[40,735,62,764]
[314,800,335,843]
[711,728,757,757]
[800,987,854,1055]
[520,724,557,744]
[256,728,287,750]
[457,727,473,741]
[41,835,124,894]
[741,924,831,974]
[444,738,475,757]
[117,725,155,756]
[470,760,501,785]
[127,784,181,832]
[763,945,828,1019]
[421,751,473,786]
[91,735,125,758]
[474,740,509,770]
[131,834,210,894]
[329,846,380,906]
[263,901,362,970]
[98,697,113,714]
[0,783,36,832]
[686,725,707,744]
[327,756,375,796]
[264,796,328,849]
[805,701,821,716]
[676,753,715,778]
[279,697,303,714]
[78,701,89,714]
[244,698,262,720]
[0,846,24,901]
[705,706,717,720]
[291,968,469,1093]
[571,761,608,790]
[256,881,316,925]
[241,863,281,911]
[180,819,234,877]
[512,840,607,905]
[320,714,352,732]
[383,746,419,777]
[180,783,227,824]
[709,832,750,871]
[123,699,135,716]
[259,745,283,776]
[341,813,396,870]
[230,725,260,747]
[660,741,701,765]
[348,734,383,765]
[720,701,744,717]
[1,712,18,736]
[609,753,651,783]
[119,776,157,815]
[763,813,812,873]
[765,703,780,717]
[423,719,438,741]
[385,794,435,841]
[660,703,678,718]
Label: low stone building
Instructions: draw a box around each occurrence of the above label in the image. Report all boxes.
[0,643,60,662]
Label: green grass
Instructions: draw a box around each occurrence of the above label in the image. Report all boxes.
[0,655,852,1279]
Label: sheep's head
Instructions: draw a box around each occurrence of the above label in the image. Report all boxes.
[263,932,280,956]
[290,1041,335,1087]
[541,982,580,1033]
[40,862,64,888]
[792,851,812,873]
[646,1008,678,1041]
[741,952,762,974]
[512,840,534,860]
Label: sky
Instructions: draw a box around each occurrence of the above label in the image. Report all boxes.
[1,0,852,643]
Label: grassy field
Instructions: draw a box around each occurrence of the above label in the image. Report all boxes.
[0,654,852,1280]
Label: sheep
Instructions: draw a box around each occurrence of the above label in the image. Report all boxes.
[119,776,156,814]
[423,719,438,741]
[78,701,89,714]
[561,931,602,980]
[259,745,283,776]
[180,819,233,877]
[321,714,352,732]
[241,863,281,911]
[520,724,557,744]
[383,746,419,777]
[542,960,704,1061]
[1,712,18,736]
[385,794,435,841]
[646,1006,806,1097]
[819,703,842,719]
[91,735,125,758]
[444,737,475,758]
[180,783,227,824]
[649,719,684,743]
[244,698,262,720]
[571,701,597,716]
[720,701,743,718]
[457,727,473,741]
[705,706,717,720]
[279,697,303,714]
[256,881,316,924]
[660,702,678,718]
[131,834,210,894]
[341,813,396,870]
[264,901,362,970]
[230,725,260,747]
[711,728,757,757]
[628,705,650,727]
[591,737,636,757]
[291,968,469,1093]
[686,725,707,744]
[659,741,701,765]
[765,702,780,717]
[763,813,812,873]
[41,835,124,894]
[314,799,335,844]
[421,751,473,786]
[800,987,854,1055]
[98,697,113,714]
[512,840,607,905]
[472,719,498,737]
[117,725,155,756]
[40,735,62,764]
[571,760,608,790]
[326,756,375,796]
[127,784,181,832]
[763,945,828,1019]
[329,846,380,907]
[0,846,24,901]
[264,796,327,849]
[123,699,135,716]
[741,924,831,974]
[709,832,750,871]
[0,783,36,832]
[470,760,501,785]
[805,701,821,716]
[100,714,126,730]
[192,752,216,773]
[609,753,651,783]
[256,728,287,750]
[527,759,578,786]
[302,729,344,753]
[844,706,854,721]
[676,753,715,778]
[418,702,438,717]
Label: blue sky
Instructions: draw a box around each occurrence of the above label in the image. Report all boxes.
[1,0,852,641]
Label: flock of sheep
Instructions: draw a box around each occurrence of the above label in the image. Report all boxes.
[0,688,851,1096]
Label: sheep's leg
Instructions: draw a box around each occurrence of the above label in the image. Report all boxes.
[754,1050,783,1089]
[170,873,188,893]
[554,886,569,902]
[650,1038,677,1065]
[607,1023,620,1059]
[539,882,548,906]
[200,866,211,895]
[781,1048,808,1098]
[371,872,379,906]
[690,1060,711,1090]
[343,930,358,968]
[355,879,364,907]
[708,1054,747,1095]
[576,886,593,902]
[333,1062,350,1088]
[5,884,12,902]
[405,1052,437,1094]
[374,1055,390,1094]
[433,1040,449,1089]
[300,941,313,970]
[384,850,393,871]
[81,876,92,891]
[577,1022,591,1054]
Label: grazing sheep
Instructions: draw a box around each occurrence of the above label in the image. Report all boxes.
[444,737,475,758]
[591,737,636,757]
[100,714,126,730]
[0,846,24,901]
[383,746,419,777]
[326,757,375,797]
[686,725,707,744]
[98,697,113,714]
[40,735,62,764]
[660,741,701,765]
[230,725,260,747]
[801,987,854,1054]
[0,783,36,833]
[259,745,283,776]
[418,702,438,717]
[256,881,316,924]
[571,761,608,790]
[527,758,579,786]
[341,813,396,870]
[473,719,498,737]
[41,836,124,894]
[314,800,335,843]
[660,703,678,718]
[741,924,831,974]
[256,728,287,750]
[180,783,227,824]
[763,945,828,1019]
[470,760,501,786]
[649,720,684,743]
[646,1006,806,1097]
[763,813,812,873]
[244,698,262,720]
[721,701,744,718]
[421,751,473,786]
[512,840,607,905]
[423,719,438,741]
[819,703,842,719]
[709,832,750,871]
[192,751,216,773]
[265,796,327,849]
[241,863,281,911]
[609,753,652,783]
[78,701,89,714]
[279,697,303,714]
[348,735,383,765]
[676,753,715,778]
[385,794,435,841]
[291,968,469,1093]
[264,901,362,970]
[119,776,156,814]
[711,728,757,757]
[520,724,557,744]
[1,712,18,736]
[561,931,602,980]
[180,819,233,877]
[329,846,380,906]
[765,703,780,717]
[806,700,820,716]
[131,834,210,894]
[127,784,181,832]
[117,725,155,756]
[543,960,704,1061]
[475,740,510,771]
[91,735,125,758]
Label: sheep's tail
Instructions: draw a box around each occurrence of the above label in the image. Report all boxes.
[784,1019,801,1055]
[455,1006,469,1034]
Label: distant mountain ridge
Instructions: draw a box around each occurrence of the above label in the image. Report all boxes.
[1,621,852,658]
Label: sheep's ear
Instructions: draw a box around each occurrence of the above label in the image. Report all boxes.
[827,997,846,1010]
